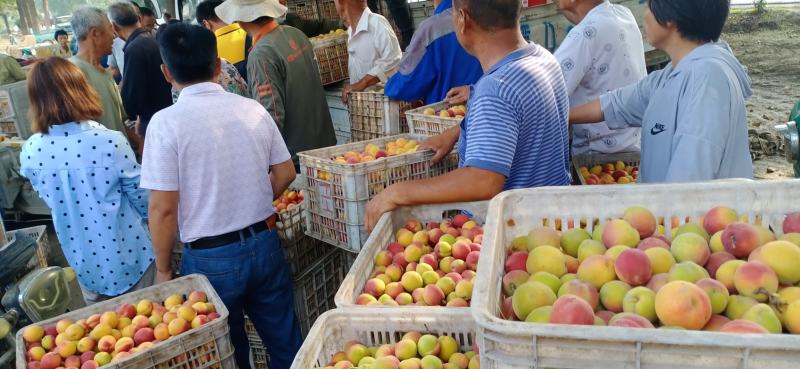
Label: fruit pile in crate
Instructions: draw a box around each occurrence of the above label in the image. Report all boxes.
[405,102,466,136]
[300,134,458,252]
[573,152,640,185]
[17,274,233,369]
[310,30,348,86]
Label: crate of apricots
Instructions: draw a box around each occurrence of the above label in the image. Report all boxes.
[335,201,488,308]
[299,134,459,253]
[405,102,467,136]
[310,29,348,86]
[573,152,640,185]
[16,274,234,369]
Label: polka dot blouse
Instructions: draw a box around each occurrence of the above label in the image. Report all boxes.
[20,121,154,296]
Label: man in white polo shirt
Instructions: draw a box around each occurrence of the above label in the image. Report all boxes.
[336,0,402,103]
[141,23,301,369]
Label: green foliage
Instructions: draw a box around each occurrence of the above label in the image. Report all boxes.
[754,0,767,14]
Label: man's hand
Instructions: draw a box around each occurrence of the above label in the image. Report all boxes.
[156,269,173,284]
[341,84,353,105]
[365,186,399,232]
[446,86,471,105]
[420,126,460,164]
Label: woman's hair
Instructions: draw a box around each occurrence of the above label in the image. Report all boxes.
[648,0,730,44]
[27,57,103,134]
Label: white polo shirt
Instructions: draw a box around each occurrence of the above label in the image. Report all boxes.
[140,83,291,242]
[554,1,647,156]
[347,7,402,83]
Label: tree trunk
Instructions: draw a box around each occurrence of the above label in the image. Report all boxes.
[42,0,52,28]
[25,0,39,32]
[15,0,29,34]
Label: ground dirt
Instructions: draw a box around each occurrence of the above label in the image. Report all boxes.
[724,8,800,179]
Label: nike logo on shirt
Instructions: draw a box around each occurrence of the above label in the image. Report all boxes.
[650,123,666,135]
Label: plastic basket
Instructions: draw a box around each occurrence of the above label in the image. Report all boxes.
[7,225,48,268]
[290,309,476,369]
[312,34,348,86]
[15,274,234,369]
[299,134,459,252]
[471,180,800,369]
[572,151,641,185]
[335,201,488,308]
[405,101,464,136]
[293,245,356,337]
[348,89,399,142]
[277,197,330,276]
[288,0,319,20]
[245,316,269,369]
[317,0,337,20]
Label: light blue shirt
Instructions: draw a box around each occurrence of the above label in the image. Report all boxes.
[20,121,153,295]
[600,42,754,183]
[458,44,571,190]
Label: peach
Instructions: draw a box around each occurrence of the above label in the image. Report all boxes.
[208,312,221,320]
[557,279,599,310]
[644,247,675,276]
[511,235,529,252]
[755,225,776,246]
[41,352,62,369]
[401,271,424,292]
[696,278,730,315]
[116,304,137,320]
[602,219,640,248]
[500,296,516,320]
[526,246,566,277]
[638,237,670,251]
[604,245,630,262]
[434,241,452,258]
[417,335,440,357]
[742,303,782,333]
[758,241,800,285]
[655,281,712,330]
[622,287,657,322]
[452,242,471,261]
[131,315,150,330]
[527,227,561,250]
[56,320,73,334]
[396,228,414,247]
[413,231,430,246]
[395,339,418,360]
[780,232,800,246]
[468,356,479,369]
[412,288,424,303]
[421,355,443,369]
[382,282,404,299]
[523,306,553,323]
[428,228,445,245]
[709,231,725,253]
[437,336,458,361]
[98,312,118,330]
[734,261,778,302]
[577,239,606,263]
[447,298,469,307]
[113,336,133,353]
[167,318,189,336]
[615,249,652,286]
[706,252,735,278]
[505,252,528,273]
[374,250,393,267]
[80,351,96,363]
[599,280,632,313]
[561,228,591,257]
[153,323,170,341]
[404,244,424,263]
[395,293,414,305]
[668,261,709,283]
[85,314,100,330]
[93,352,111,366]
[436,276,457,295]
[670,233,710,266]
[23,325,45,343]
[41,335,55,351]
[608,313,655,329]
[502,270,530,296]
[177,306,197,322]
[721,222,761,258]
[703,314,731,331]
[596,310,615,325]
[529,271,562,295]
[80,360,99,369]
[783,300,800,333]
[164,294,183,309]
[76,337,95,353]
[448,354,469,369]
[576,255,616,289]
[783,212,800,234]
[136,299,153,316]
[377,273,393,285]
[379,294,399,306]
[564,255,579,274]
[550,295,595,325]
[133,327,156,345]
[423,285,446,306]
[720,319,769,334]
[725,294,759,320]
[365,278,386,297]
[112,351,131,362]
[28,346,46,361]
[675,222,710,241]
[449,259,467,274]
[455,280,473,299]
[399,359,420,369]
[89,324,111,341]
[439,234,457,246]
[96,335,116,353]
[623,207,657,239]
[703,207,738,235]
[512,281,557,320]
[715,259,745,293]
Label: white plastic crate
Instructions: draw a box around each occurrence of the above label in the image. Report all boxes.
[299,134,459,252]
[335,201,488,307]
[312,34,348,86]
[290,309,476,369]
[347,89,423,141]
[405,101,464,136]
[572,151,641,185]
[471,180,800,369]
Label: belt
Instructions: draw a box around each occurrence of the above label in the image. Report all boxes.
[187,214,277,250]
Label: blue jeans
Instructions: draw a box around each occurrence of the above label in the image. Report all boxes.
[181,228,302,369]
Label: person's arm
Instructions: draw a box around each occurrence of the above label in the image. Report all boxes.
[114,133,149,217]
[383,21,437,102]
[594,71,659,129]
[265,111,295,196]
[270,160,296,198]
[148,190,178,283]
[248,54,287,132]
[553,27,590,97]
[361,17,402,85]
[419,125,460,163]
[570,100,604,124]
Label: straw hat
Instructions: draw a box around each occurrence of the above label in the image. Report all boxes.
[215,0,288,24]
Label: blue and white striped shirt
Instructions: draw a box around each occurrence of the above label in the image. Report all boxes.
[458,44,571,190]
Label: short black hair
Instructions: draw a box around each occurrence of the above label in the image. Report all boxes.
[196,0,223,23]
[139,6,155,17]
[453,0,520,31]
[648,0,730,43]
[54,29,68,39]
[158,23,217,84]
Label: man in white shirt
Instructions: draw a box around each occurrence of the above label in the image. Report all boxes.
[141,23,300,369]
[554,0,647,156]
[336,0,402,103]
[107,37,125,80]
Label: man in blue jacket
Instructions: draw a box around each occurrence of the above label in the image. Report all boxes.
[383,0,482,104]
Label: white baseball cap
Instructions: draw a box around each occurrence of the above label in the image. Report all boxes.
[215,0,288,24]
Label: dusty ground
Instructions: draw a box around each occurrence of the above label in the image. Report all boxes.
[724,8,800,179]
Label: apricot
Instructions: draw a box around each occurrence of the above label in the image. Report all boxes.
[655,281,712,330]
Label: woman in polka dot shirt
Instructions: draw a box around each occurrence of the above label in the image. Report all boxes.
[19,57,154,304]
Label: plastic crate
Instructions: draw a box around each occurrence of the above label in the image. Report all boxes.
[299,134,459,252]
[348,91,422,141]
[317,0,337,20]
[245,316,269,369]
[15,274,235,369]
[7,225,48,268]
[405,101,464,136]
[335,201,488,308]
[572,151,641,185]
[290,309,476,369]
[288,0,319,20]
[471,180,800,369]
[293,246,356,337]
[312,34,348,86]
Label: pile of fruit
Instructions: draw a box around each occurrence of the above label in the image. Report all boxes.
[22,291,218,369]
[422,105,466,120]
[333,140,419,165]
[273,189,304,213]
[501,206,800,335]
[578,161,638,185]
[311,29,347,43]
[316,333,480,369]
[356,214,483,307]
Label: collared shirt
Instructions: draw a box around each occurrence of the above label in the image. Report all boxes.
[120,29,173,134]
[458,44,571,190]
[0,54,25,86]
[347,7,402,83]
[554,1,646,156]
[247,24,336,165]
[20,121,152,296]
[108,38,126,77]
[70,56,128,136]
[600,42,754,183]
[215,23,250,80]
[384,0,482,104]
[52,44,73,58]
[140,83,292,242]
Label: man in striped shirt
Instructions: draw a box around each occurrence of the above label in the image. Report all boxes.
[365,0,570,230]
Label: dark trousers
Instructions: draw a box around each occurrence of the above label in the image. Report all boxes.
[181,228,302,369]
[368,0,414,50]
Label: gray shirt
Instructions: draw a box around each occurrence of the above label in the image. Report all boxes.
[600,42,753,183]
